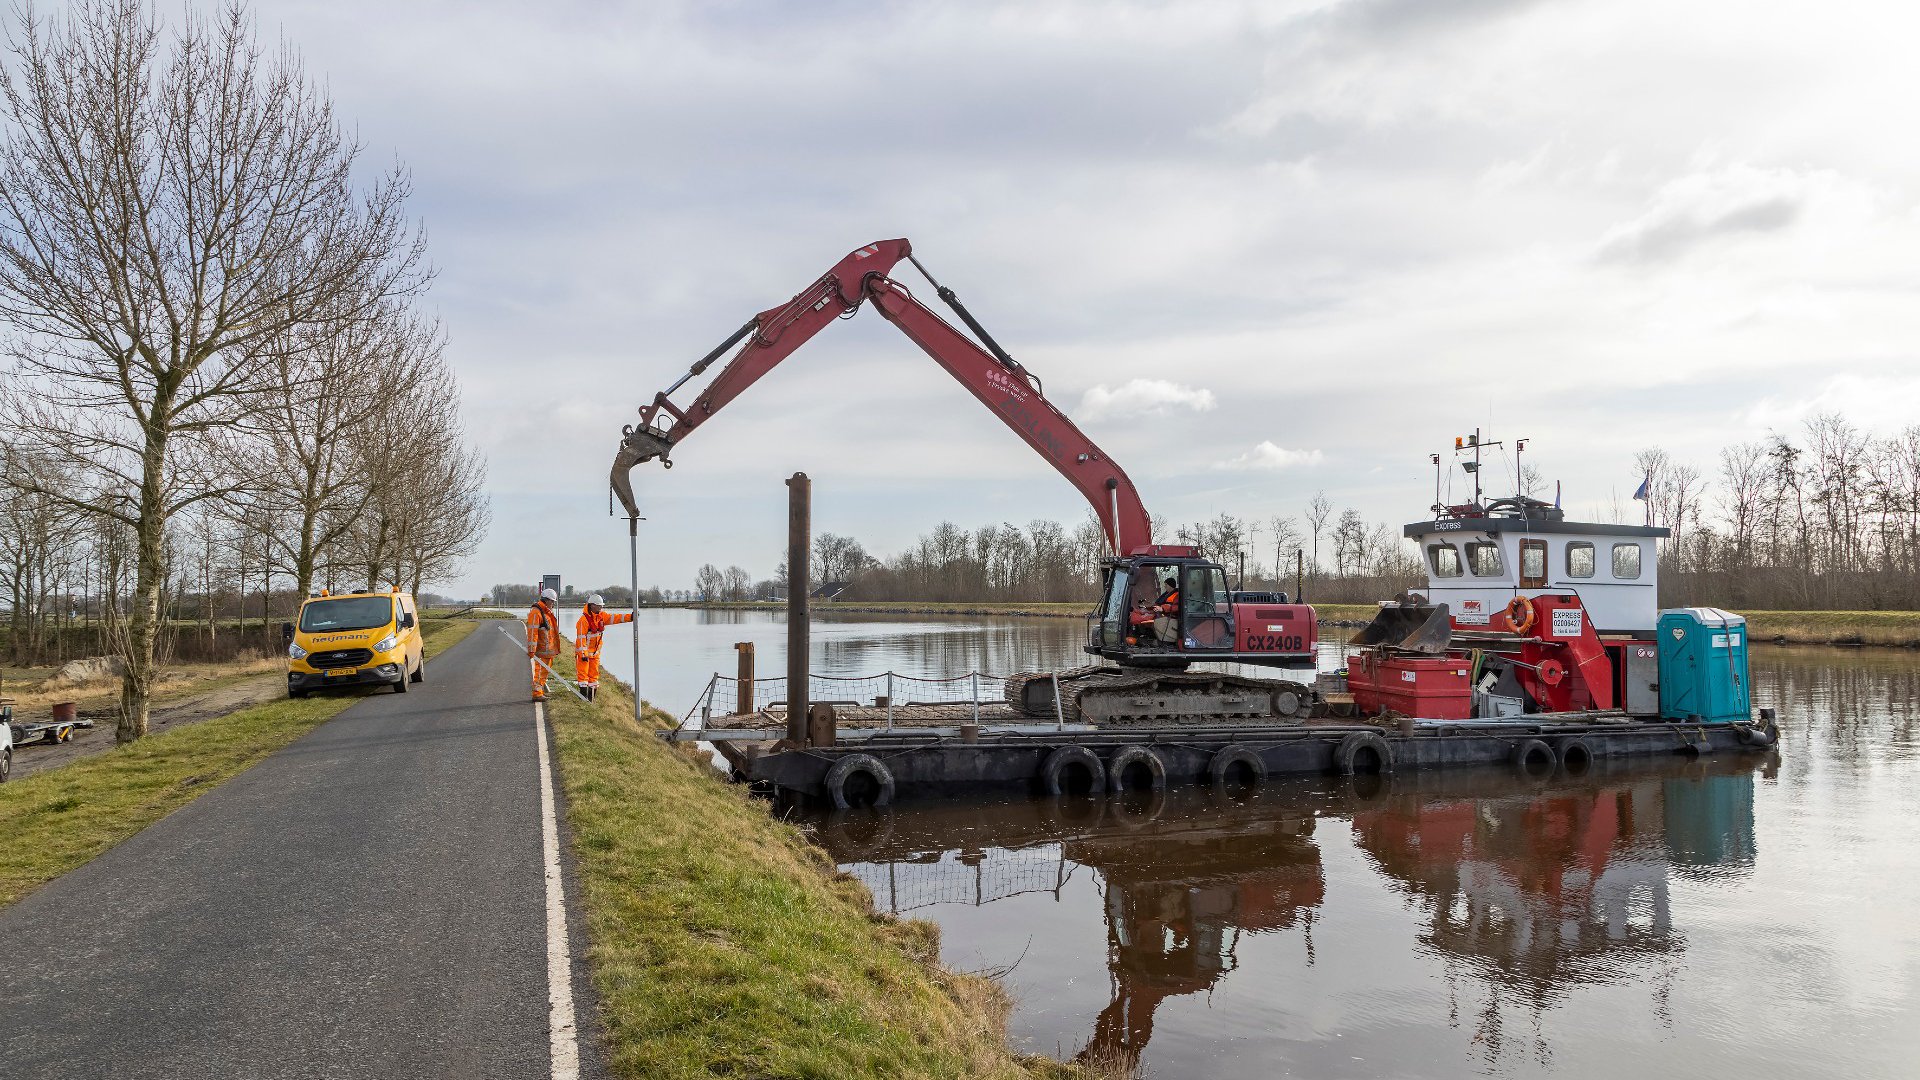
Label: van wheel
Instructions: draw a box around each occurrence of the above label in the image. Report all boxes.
[410,659,424,684]
[392,671,409,693]
[1,747,11,783]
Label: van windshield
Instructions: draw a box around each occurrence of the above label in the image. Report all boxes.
[300,596,395,633]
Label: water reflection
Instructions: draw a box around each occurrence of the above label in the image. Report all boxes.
[1074,793,1324,1071]
[1348,761,1759,1068]
[816,756,1769,1076]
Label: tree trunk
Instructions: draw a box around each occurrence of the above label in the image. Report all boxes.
[118,429,169,744]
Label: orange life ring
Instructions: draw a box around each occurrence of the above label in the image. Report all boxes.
[1504,596,1537,635]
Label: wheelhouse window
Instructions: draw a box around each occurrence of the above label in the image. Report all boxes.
[1427,543,1463,578]
[1519,539,1547,588]
[1465,541,1505,578]
[1566,541,1595,579]
[1612,543,1642,580]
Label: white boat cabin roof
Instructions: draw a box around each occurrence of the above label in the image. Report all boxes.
[1403,509,1671,636]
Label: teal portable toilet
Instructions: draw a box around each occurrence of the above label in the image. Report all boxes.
[1657,607,1751,722]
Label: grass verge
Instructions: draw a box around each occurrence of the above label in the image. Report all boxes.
[1737,609,1920,647]
[547,675,1084,1079]
[0,618,480,908]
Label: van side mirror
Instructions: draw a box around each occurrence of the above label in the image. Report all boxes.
[401,612,415,629]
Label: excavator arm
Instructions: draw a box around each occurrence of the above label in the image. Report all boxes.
[610,239,1154,555]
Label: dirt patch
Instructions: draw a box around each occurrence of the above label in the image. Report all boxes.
[9,673,286,780]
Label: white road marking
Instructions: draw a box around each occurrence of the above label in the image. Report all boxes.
[535,701,581,1079]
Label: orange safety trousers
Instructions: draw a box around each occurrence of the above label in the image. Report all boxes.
[574,609,633,688]
[526,603,562,699]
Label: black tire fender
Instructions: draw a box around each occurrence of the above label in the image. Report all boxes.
[1207,744,1268,788]
[1040,745,1106,797]
[1336,731,1394,775]
[1512,737,1556,774]
[823,753,896,810]
[1107,746,1167,793]
[1555,736,1598,773]
[1736,724,1777,748]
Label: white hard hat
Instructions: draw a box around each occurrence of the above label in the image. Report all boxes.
[540,588,558,603]
[587,593,605,607]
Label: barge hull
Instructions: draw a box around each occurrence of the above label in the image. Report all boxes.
[737,719,1771,805]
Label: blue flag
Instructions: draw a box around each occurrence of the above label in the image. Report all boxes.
[1632,474,1651,501]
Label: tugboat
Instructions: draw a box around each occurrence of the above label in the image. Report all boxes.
[1348,433,1767,732]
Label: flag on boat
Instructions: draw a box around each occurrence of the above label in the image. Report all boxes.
[1632,474,1651,501]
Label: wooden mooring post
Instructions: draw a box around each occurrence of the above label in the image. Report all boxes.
[735,642,754,716]
[786,473,810,746]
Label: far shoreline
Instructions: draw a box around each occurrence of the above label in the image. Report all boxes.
[635,600,1920,650]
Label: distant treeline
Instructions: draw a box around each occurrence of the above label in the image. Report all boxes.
[1639,414,1920,610]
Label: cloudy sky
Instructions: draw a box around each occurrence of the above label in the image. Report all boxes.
[246,0,1920,597]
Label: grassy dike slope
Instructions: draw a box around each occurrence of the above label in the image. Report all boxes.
[0,619,480,907]
[547,677,1083,1079]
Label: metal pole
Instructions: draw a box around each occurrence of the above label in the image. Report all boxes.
[629,514,642,725]
[971,671,980,725]
[1052,671,1066,731]
[786,473,811,746]
[886,672,894,731]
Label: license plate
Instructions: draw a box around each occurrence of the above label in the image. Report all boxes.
[325,668,356,678]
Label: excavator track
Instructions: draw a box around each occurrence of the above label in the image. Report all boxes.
[1006,668,1315,726]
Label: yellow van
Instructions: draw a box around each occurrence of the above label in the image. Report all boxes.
[287,589,424,698]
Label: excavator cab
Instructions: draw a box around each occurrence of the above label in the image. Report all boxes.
[1089,554,1261,668]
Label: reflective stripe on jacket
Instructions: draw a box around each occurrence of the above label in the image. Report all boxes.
[526,603,561,657]
[574,609,633,661]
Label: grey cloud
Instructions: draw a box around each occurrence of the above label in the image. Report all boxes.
[1328,0,1547,42]
[1595,192,1802,265]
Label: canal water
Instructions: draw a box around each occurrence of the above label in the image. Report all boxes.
[592,608,1920,1078]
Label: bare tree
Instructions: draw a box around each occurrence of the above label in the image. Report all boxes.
[0,0,426,740]
[1305,491,1333,576]
[249,302,436,597]
[392,437,489,598]
[1264,514,1301,588]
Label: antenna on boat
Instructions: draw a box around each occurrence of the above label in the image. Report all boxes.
[1453,429,1500,508]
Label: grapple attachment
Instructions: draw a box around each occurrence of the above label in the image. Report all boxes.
[609,424,675,518]
[1349,601,1453,655]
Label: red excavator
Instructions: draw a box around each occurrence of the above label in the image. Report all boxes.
[608,239,1320,724]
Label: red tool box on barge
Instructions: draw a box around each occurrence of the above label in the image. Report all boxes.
[1346,652,1473,720]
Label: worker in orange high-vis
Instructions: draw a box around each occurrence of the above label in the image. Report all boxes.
[574,593,633,701]
[526,588,563,701]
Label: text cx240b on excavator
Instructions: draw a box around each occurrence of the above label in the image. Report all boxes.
[607,239,1320,722]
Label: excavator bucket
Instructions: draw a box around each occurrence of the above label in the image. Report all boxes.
[1348,602,1454,655]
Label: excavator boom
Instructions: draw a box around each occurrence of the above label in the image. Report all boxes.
[610,239,1152,554]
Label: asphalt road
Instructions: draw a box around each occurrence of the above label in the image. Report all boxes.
[0,627,601,1079]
